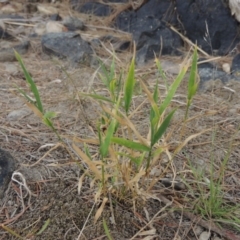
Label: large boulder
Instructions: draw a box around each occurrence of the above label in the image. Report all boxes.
[176,0,240,55]
[41,32,93,65]
[115,0,182,64]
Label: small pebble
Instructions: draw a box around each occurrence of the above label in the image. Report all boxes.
[193,225,204,236]
[222,63,230,73]
[199,231,211,240]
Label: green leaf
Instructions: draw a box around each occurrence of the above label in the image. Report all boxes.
[99,58,115,89]
[151,109,176,146]
[150,80,160,143]
[159,65,188,116]
[100,120,116,157]
[124,56,135,114]
[109,79,116,100]
[103,218,113,240]
[44,111,56,119]
[188,47,198,101]
[42,116,54,129]
[15,85,36,104]
[155,58,168,90]
[111,137,150,152]
[84,143,92,161]
[1,225,24,239]
[15,51,43,113]
[117,152,146,167]
[36,219,50,235]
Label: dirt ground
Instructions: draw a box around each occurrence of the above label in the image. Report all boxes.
[1,1,240,240]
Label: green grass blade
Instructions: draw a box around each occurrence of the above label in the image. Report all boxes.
[36,219,50,235]
[124,56,135,114]
[117,152,146,167]
[151,109,176,146]
[188,47,198,101]
[99,59,110,87]
[159,65,188,116]
[44,111,56,119]
[155,58,168,90]
[111,137,150,152]
[15,51,43,113]
[84,143,92,160]
[109,79,116,100]
[100,119,116,157]
[15,85,36,104]
[103,218,113,240]
[1,225,23,239]
[109,59,115,84]
[99,58,115,89]
[150,80,160,143]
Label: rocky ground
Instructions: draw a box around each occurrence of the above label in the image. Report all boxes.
[1,1,240,240]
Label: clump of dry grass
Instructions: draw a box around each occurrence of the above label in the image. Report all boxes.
[14,46,240,240]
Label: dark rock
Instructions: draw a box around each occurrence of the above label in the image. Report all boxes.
[71,1,112,16]
[198,68,232,90]
[176,0,240,55]
[115,0,182,64]
[0,148,16,198]
[0,27,14,40]
[63,16,85,31]
[198,58,216,69]
[231,54,240,77]
[41,32,93,65]
[0,41,30,62]
[0,14,25,21]
[24,3,38,13]
[49,14,62,21]
[103,0,127,2]
[91,38,102,48]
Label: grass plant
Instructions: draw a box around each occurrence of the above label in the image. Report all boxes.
[15,46,240,236]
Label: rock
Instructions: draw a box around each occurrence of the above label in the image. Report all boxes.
[193,225,204,236]
[0,148,16,198]
[115,0,182,64]
[222,63,231,74]
[197,58,235,87]
[63,16,85,31]
[0,27,14,40]
[3,62,18,74]
[34,22,46,35]
[103,0,127,2]
[46,21,65,33]
[1,3,21,14]
[160,178,186,190]
[231,53,240,77]
[212,236,221,240]
[71,1,112,16]
[0,41,29,62]
[198,68,231,89]
[23,3,38,14]
[41,32,93,65]
[49,13,62,21]
[199,231,211,240]
[37,4,58,15]
[7,109,30,121]
[0,14,25,22]
[175,0,240,55]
